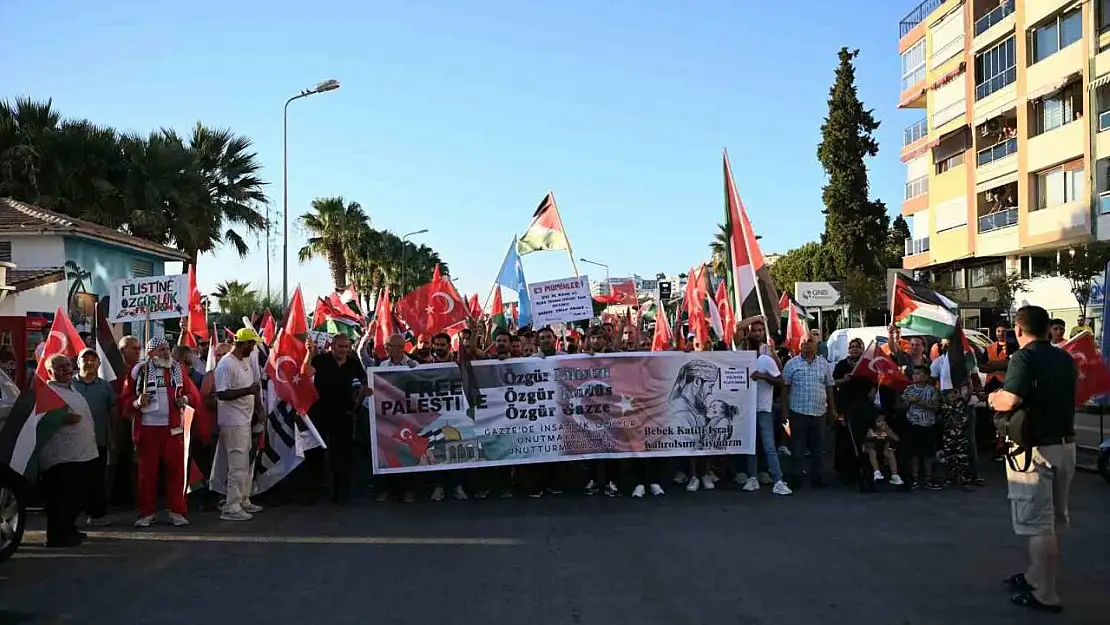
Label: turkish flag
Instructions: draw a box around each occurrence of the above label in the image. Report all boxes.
[714,281,735,346]
[852,340,909,393]
[594,279,638,306]
[259,310,276,345]
[467,293,481,318]
[394,275,467,337]
[1062,331,1110,406]
[34,307,87,384]
[186,265,209,340]
[266,329,318,415]
[284,286,308,339]
[392,426,429,458]
[373,287,395,360]
[652,305,674,352]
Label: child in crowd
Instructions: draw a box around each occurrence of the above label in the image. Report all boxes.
[901,365,942,490]
[864,412,904,486]
[940,387,972,489]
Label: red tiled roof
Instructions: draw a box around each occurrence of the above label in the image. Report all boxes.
[0,197,188,261]
[7,268,66,292]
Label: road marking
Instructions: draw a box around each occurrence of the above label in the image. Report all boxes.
[24,530,522,546]
[12,551,118,559]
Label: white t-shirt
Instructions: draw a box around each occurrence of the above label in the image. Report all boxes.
[130,363,170,427]
[753,354,781,413]
[930,355,951,391]
[214,353,259,427]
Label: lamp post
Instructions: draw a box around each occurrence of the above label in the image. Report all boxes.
[579,257,610,292]
[282,78,340,308]
[400,229,429,293]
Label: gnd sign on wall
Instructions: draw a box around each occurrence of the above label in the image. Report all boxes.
[794,281,843,309]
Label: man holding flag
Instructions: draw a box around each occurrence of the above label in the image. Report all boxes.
[213,328,265,522]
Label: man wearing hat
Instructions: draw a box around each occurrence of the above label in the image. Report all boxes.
[122,334,206,528]
[213,328,264,521]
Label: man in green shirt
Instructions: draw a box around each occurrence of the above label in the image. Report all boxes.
[988,305,1076,614]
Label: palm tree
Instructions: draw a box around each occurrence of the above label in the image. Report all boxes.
[708,223,729,278]
[298,197,369,290]
[63,260,91,313]
[211,280,257,314]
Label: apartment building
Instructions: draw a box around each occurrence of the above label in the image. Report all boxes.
[897,0,1110,330]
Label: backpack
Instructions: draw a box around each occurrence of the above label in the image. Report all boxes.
[991,355,1035,473]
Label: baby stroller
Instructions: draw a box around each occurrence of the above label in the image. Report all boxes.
[835,408,895,493]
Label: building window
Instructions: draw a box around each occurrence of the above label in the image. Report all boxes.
[1019,254,1059,279]
[0,242,10,263]
[935,268,966,290]
[937,152,965,174]
[1031,83,1082,136]
[975,36,1016,100]
[901,40,926,91]
[1102,0,1110,32]
[1031,9,1083,64]
[934,128,969,174]
[968,262,1004,288]
[131,259,154,277]
[1035,166,1084,210]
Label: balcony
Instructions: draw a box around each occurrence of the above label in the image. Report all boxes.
[975,66,1016,100]
[974,0,1014,36]
[976,137,1017,167]
[901,0,948,36]
[905,237,931,256]
[978,207,1018,233]
[903,119,928,146]
[905,176,929,200]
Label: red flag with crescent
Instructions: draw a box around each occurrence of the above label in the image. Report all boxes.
[852,340,910,393]
[395,273,467,337]
[1062,331,1110,406]
[265,330,318,415]
[34,307,87,384]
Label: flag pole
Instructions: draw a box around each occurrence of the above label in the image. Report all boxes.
[551,191,581,277]
[482,235,518,312]
[730,164,769,326]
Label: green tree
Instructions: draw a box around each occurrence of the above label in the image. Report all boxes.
[817,48,889,280]
[1055,242,1110,319]
[211,280,257,316]
[708,223,729,278]
[344,225,449,299]
[298,197,369,290]
[885,215,911,268]
[988,272,1028,319]
[841,270,883,327]
[768,241,833,294]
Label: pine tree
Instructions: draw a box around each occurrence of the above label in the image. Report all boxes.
[817,48,889,280]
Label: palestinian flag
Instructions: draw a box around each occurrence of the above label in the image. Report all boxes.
[891,274,974,384]
[516,192,571,255]
[0,308,86,480]
[723,150,780,335]
[490,287,508,337]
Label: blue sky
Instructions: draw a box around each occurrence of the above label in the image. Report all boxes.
[6,0,915,307]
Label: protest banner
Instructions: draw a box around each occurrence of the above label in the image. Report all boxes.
[528,275,594,328]
[108,274,189,323]
[368,350,756,474]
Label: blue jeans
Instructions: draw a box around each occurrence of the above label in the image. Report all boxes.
[746,411,782,482]
[790,410,826,481]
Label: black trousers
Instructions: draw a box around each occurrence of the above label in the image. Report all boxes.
[40,460,89,545]
[86,447,108,519]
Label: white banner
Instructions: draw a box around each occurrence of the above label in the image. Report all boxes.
[528,275,594,328]
[108,274,189,323]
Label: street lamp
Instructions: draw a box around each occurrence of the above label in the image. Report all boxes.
[282,78,341,308]
[401,229,429,291]
[579,257,611,291]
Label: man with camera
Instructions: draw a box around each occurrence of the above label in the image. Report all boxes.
[987,305,1076,614]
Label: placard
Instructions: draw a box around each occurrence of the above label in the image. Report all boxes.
[529,275,594,328]
[108,275,189,323]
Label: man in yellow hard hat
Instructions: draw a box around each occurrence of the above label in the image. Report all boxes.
[213,327,263,521]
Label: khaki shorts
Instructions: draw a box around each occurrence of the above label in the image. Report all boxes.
[1006,443,1076,536]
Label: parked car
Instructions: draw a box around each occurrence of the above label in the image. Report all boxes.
[0,368,29,563]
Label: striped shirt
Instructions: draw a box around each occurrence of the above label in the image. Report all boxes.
[39,382,99,471]
[782,355,834,417]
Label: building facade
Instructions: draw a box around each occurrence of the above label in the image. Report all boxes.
[898,0,1110,331]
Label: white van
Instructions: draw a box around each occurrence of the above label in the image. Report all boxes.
[825,325,990,365]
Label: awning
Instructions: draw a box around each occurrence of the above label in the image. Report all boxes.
[899,88,926,108]
[901,139,939,163]
[928,62,966,91]
[973,99,1017,127]
[975,171,1018,193]
[1025,72,1081,101]
[1089,73,1110,91]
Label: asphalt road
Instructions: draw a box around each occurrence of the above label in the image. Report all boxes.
[1075,408,1107,450]
[2,466,1109,625]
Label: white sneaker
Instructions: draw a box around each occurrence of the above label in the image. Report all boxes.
[873,470,885,481]
[758,472,772,485]
[701,475,715,491]
[708,470,720,483]
[777,445,792,457]
[890,474,905,486]
[86,516,110,527]
[742,477,760,492]
[686,476,700,492]
[604,481,620,497]
[242,501,264,514]
[133,514,156,528]
[430,486,445,501]
[649,483,666,496]
[453,485,468,501]
[734,472,749,485]
[584,479,599,495]
[631,485,646,498]
[673,471,688,485]
[772,481,793,496]
[220,509,254,521]
[168,512,190,527]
